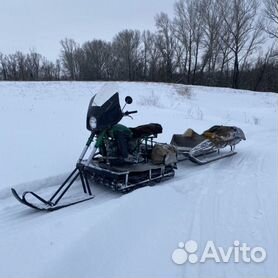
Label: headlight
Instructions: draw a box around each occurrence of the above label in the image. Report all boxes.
[89,117,97,129]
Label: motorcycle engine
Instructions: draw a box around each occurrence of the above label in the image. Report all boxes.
[105,140,119,158]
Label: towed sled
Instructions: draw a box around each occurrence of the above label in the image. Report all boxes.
[171,126,246,164]
[11,92,246,211]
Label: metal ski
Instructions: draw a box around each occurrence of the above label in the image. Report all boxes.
[188,151,237,165]
[11,188,94,211]
[188,139,237,165]
[11,167,95,211]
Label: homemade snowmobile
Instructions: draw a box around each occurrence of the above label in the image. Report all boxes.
[11,92,246,211]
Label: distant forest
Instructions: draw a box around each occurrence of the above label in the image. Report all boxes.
[0,0,277,92]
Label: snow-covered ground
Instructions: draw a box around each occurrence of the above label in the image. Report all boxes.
[0,81,277,278]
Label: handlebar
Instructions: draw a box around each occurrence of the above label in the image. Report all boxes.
[124,110,138,116]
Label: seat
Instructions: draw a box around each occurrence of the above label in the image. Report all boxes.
[130,123,162,138]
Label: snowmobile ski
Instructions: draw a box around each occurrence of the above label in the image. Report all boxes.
[188,139,237,165]
[11,167,94,211]
[188,150,237,165]
[11,188,94,211]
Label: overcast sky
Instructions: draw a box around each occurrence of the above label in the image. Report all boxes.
[0,0,175,61]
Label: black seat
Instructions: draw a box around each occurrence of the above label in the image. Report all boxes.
[130,123,162,138]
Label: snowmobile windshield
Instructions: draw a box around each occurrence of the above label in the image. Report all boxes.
[86,92,123,131]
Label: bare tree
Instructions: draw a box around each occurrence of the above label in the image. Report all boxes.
[14,52,27,80]
[26,51,41,80]
[0,51,58,81]
[198,0,223,77]
[220,0,264,88]
[112,30,141,81]
[253,46,272,90]
[6,54,18,80]
[174,0,203,84]
[0,53,7,80]
[141,30,161,81]
[155,12,178,82]
[173,4,189,80]
[263,0,278,38]
[81,40,112,80]
[141,31,150,80]
[60,38,80,80]
[218,25,234,75]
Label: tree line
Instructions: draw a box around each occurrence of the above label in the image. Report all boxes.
[0,0,277,92]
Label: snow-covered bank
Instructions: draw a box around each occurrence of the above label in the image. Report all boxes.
[0,81,277,278]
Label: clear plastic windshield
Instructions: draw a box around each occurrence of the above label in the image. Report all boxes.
[91,91,118,107]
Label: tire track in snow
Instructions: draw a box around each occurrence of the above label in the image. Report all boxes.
[207,149,272,277]
[165,149,272,278]
[181,162,227,278]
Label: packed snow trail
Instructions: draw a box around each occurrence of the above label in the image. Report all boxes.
[0,81,277,278]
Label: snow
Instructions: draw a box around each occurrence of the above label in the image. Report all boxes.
[0,81,277,278]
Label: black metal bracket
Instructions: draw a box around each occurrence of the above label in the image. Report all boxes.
[16,167,93,209]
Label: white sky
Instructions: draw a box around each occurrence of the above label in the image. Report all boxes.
[0,0,175,61]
